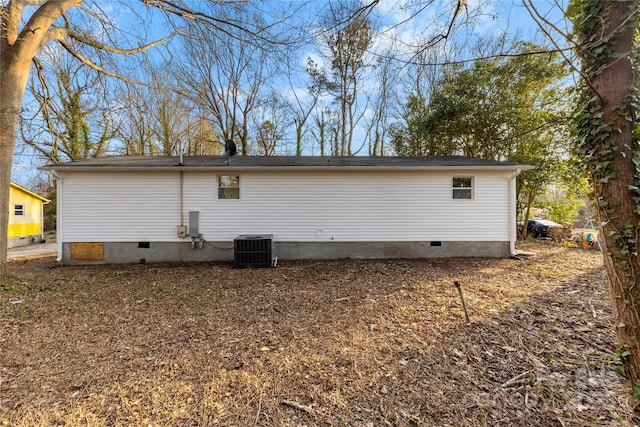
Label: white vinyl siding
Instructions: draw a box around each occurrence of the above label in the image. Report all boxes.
[202,171,509,241]
[59,172,180,241]
[59,169,511,243]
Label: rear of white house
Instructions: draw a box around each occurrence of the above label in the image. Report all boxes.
[41,155,529,264]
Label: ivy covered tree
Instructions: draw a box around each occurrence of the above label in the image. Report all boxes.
[20,57,114,163]
[571,0,640,394]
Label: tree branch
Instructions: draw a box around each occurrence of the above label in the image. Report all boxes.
[391,47,572,67]
[15,0,82,57]
[31,56,51,117]
[46,25,179,55]
[523,0,604,102]
[2,0,28,46]
[140,0,267,44]
[56,39,147,85]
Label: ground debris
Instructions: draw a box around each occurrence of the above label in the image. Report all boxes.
[0,241,634,426]
[280,399,314,415]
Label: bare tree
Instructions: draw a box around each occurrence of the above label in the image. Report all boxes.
[364,47,399,156]
[317,3,374,156]
[115,84,158,156]
[312,108,333,156]
[251,90,289,155]
[176,5,276,156]
[185,116,219,156]
[150,73,192,156]
[113,65,192,156]
[286,58,329,156]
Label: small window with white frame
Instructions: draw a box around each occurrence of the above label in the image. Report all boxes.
[218,175,240,199]
[14,204,25,216]
[452,176,473,200]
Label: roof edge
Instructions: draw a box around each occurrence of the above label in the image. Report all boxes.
[39,155,534,172]
[42,164,534,172]
[10,182,50,202]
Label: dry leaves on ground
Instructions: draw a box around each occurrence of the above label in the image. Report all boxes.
[0,241,636,426]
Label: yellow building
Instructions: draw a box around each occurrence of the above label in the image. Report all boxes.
[8,182,50,248]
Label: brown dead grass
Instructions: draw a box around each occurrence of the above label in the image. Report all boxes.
[0,241,636,426]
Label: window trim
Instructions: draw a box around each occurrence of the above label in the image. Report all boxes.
[14,204,25,216]
[452,176,473,200]
[217,175,240,200]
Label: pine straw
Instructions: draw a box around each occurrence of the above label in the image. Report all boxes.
[0,241,636,426]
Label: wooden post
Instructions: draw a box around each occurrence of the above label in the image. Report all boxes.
[454,281,470,323]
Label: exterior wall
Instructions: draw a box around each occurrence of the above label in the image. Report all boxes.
[56,169,514,263]
[58,172,180,242]
[8,185,45,248]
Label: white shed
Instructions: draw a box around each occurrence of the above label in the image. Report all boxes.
[41,155,530,264]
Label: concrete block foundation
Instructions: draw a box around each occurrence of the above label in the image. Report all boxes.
[60,240,512,264]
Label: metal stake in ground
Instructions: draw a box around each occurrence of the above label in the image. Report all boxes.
[454,281,470,323]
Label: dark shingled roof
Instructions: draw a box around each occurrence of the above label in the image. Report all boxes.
[41,155,531,171]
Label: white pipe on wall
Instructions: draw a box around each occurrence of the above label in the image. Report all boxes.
[52,171,63,262]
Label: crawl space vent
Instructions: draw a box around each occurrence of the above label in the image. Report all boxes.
[234,235,274,268]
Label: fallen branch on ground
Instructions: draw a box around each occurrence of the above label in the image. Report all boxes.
[280,399,314,415]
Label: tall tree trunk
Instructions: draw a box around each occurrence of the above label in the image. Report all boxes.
[295,120,303,156]
[1,0,82,267]
[0,46,34,268]
[574,0,640,393]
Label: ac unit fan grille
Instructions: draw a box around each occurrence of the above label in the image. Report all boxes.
[233,235,273,268]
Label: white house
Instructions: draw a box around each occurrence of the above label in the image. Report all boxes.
[41,155,531,264]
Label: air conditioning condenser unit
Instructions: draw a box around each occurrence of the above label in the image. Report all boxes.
[233,234,274,268]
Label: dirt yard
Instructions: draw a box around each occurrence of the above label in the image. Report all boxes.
[0,241,636,426]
